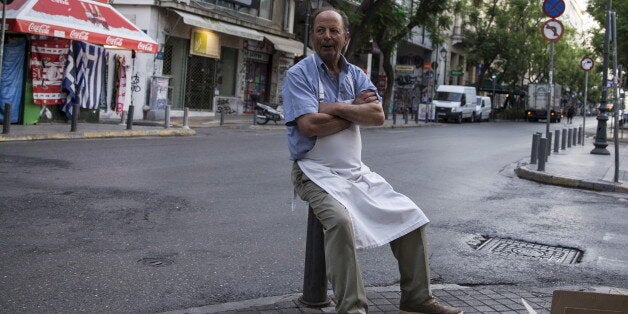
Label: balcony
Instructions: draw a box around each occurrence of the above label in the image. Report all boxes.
[452,25,465,45]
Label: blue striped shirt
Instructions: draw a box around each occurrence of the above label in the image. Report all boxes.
[282,54,378,160]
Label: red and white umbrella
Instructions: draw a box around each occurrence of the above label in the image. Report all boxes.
[2,0,158,53]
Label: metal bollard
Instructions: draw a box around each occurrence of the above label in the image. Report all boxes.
[577,126,582,145]
[561,129,567,150]
[183,107,190,129]
[164,105,171,129]
[531,133,541,164]
[567,129,572,148]
[253,108,257,126]
[220,109,225,126]
[547,132,552,157]
[554,129,560,153]
[392,110,397,125]
[404,111,408,124]
[414,109,419,124]
[300,207,330,307]
[71,102,80,132]
[537,138,547,171]
[2,103,12,134]
[126,105,134,130]
[572,128,577,146]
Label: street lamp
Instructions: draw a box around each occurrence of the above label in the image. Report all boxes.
[301,0,321,57]
[440,46,447,85]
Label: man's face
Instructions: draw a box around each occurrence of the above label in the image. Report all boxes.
[310,10,349,64]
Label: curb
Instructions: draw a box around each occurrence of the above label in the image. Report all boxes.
[514,166,628,194]
[0,128,196,142]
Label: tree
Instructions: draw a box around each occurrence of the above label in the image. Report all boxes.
[587,0,627,69]
[460,0,599,110]
[328,0,452,115]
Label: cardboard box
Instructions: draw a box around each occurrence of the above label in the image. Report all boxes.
[550,290,627,314]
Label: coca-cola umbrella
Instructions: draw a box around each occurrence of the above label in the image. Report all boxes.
[1,0,158,53]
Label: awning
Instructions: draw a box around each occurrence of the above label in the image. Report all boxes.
[3,0,158,53]
[174,10,263,42]
[263,33,305,55]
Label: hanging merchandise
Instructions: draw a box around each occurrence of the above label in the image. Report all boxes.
[62,41,107,119]
[110,54,127,114]
[29,38,71,105]
[0,37,27,124]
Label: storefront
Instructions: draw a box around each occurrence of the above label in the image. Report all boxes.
[160,9,304,117]
[0,0,158,125]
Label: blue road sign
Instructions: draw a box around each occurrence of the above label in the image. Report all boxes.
[543,0,565,18]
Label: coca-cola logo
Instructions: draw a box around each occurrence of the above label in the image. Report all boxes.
[105,36,123,46]
[137,42,154,51]
[70,30,89,41]
[28,23,51,35]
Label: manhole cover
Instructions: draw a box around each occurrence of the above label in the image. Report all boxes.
[472,236,583,264]
[137,257,174,267]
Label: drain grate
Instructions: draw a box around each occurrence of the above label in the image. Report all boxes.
[473,236,583,264]
[137,257,174,267]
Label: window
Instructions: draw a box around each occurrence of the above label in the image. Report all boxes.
[198,0,272,19]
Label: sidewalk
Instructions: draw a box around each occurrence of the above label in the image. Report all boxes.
[161,285,628,313]
[0,114,440,141]
[515,128,628,194]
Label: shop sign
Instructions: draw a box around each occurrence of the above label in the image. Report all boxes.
[190,28,220,59]
[244,50,269,63]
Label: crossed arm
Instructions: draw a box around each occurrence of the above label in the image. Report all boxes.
[296,90,385,137]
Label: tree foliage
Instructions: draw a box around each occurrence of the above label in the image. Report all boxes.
[329,0,451,113]
[587,0,627,69]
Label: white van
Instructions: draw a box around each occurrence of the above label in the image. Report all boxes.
[433,85,477,123]
[474,96,492,122]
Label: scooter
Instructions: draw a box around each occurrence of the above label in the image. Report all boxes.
[253,97,284,125]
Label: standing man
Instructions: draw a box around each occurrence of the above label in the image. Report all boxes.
[282,7,462,314]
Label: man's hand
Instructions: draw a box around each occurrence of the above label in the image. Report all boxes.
[353,90,379,105]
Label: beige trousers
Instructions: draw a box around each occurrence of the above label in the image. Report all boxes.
[292,162,431,313]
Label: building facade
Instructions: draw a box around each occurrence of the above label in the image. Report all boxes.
[111,0,305,120]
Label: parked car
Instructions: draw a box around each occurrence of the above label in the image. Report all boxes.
[474,96,492,122]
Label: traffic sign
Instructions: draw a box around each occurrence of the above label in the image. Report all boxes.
[580,56,594,72]
[541,19,564,42]
[543,0,565,18]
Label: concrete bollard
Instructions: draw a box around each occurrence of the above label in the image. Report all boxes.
[183,107,190,129]
[567,129,572,148]
[554,129,560,153]
[561,129,567,150]
[120,110,128,125]
[300,207,330,307]
[531,133,541,164]
[2,103,12,134]
[537,138,547,171]
[126,105,134,130]
[164,105,171,129]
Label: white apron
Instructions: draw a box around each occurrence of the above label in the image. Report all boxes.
[297,59,429,249]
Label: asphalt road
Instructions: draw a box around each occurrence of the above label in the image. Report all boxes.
[1,120,626,312]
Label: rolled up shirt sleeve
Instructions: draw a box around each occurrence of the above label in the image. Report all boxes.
[282,68,319,126]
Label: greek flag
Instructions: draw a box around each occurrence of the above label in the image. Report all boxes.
[62,41,106,119]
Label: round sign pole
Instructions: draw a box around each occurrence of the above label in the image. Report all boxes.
[580,56,594,146]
